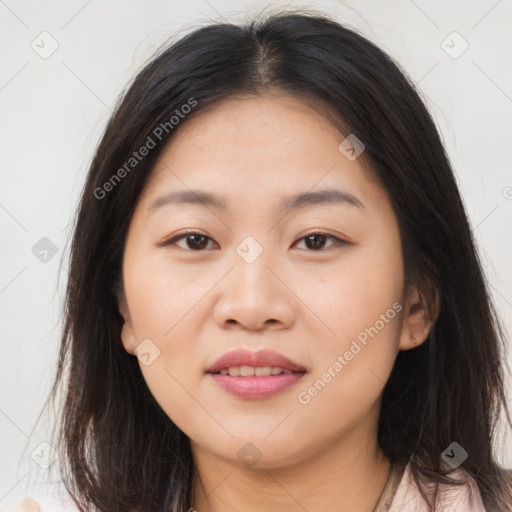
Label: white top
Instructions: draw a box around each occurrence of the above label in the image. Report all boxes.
[375,461,487,512]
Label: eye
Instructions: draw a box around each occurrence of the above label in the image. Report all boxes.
[161,231,346,252]
[163,232,218,251]
[293,232,345,251]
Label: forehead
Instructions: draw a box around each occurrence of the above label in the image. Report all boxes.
[139,94,384,217]
[160,94,347,160]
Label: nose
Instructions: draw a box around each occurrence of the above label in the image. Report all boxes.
[212,245,297,331]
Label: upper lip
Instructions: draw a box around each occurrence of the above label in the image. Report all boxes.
[207,349,307,374]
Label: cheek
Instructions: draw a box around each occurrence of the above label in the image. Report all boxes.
[292,273,402,444]
[122,251,211,414]
[295,239,403,344]
[296,241,403,397]
[124,246,215,339]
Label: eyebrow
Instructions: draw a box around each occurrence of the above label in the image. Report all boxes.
[148,188,365,215]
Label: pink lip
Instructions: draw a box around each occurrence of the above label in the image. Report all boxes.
[206,348,306,374]
[209,373,305,398]
[206,349,307,399]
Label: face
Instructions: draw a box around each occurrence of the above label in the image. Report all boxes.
[118,94,431,470]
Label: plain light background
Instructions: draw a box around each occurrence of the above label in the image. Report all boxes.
[1,0,511,509]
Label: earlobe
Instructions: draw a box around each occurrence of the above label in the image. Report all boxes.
[120,321,137,355]
[399,330,429,351]
[400,330,426,351]
[118,286,136,355]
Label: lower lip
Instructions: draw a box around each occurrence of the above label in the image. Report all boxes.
[208,372,306,398]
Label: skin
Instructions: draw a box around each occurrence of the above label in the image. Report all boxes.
[118,94,436,512]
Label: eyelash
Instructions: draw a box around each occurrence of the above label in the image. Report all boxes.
[160,231,348,252]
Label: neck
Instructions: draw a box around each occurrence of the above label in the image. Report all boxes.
[190,418,391,512]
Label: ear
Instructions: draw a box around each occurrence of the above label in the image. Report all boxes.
[398,283,440,351]
[117,284,137,355]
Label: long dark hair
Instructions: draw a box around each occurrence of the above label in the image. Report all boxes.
[45,8,512,511]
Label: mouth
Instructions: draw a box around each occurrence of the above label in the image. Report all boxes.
[210,366,306,377]
[206,349,307,398]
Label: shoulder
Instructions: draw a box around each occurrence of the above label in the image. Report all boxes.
[388,462,487,512]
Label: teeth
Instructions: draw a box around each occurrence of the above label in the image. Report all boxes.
[255,366,272,376]
[218,366,295,376]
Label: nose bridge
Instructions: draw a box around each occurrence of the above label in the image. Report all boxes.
[235,234,268,266]
[231,234,276,294]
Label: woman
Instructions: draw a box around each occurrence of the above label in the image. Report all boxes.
[34,9,512,512]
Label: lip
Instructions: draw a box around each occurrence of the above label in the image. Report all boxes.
[206,349,307,399]
[206,349,307,374]
[209,373,305,398]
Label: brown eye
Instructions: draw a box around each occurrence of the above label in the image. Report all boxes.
[294,232,345,251]
[184,234,211,250]
[163,233,216,251]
